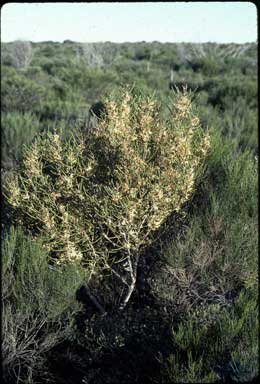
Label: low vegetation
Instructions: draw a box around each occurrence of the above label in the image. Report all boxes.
[1,40,258,383]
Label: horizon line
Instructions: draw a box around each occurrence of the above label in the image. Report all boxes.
[1,39,257,44]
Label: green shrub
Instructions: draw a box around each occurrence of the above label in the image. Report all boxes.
[197,96,257,154]
[206,77,257,109]
[159,284,258,383]
[2,226,85,383]
[3,87,210,310]
[191,56,221,76]
[221,98,258,153]
[1,67,44,113]
[1,112,41,169]
[37,95,86,124]
[153,130,258,311]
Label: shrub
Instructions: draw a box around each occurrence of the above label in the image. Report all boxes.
[220,98,258,153]
[152,129,258,313]
[2,226,85,383]
[190,56,221,76]
[1,67,43,113]
[1,112,41,170]
[3,87,210,311]
[10,40,33,69]
[1,41,33,69]
[196,96,258,154]
[206,77,257,109]
[159,284,258,383]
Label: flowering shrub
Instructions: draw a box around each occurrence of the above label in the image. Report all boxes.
[4,87,210,309]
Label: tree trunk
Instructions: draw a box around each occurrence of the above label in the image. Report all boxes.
[119,253,139,310]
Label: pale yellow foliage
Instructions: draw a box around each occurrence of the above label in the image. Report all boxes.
[4,87,210,273]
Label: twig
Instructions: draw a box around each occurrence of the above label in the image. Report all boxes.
[108,265,128,286]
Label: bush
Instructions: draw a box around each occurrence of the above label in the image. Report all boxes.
[159,284,258,383]
[190,56,221,76]
[1,41,33,69]
[206,77,257,109]
[1,112,41,170]
[1,67,44,113]
[197,96,258,154]
[220,98,258,153]
[3,87,210,311]
[152,129,258,310]
[2,226,85,383]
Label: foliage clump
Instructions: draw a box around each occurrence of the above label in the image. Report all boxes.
[2,226,84,384]
[4,87,210,307]
[160,284,258,383]
[1,66,44,113]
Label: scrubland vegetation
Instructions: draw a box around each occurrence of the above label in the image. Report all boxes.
[1,40,258,383]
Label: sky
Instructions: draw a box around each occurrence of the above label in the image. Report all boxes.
[1,2,257,44]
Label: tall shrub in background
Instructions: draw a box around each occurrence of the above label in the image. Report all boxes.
[4,87,210,311]
[10,40,33,69]
[1,40,33,69]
